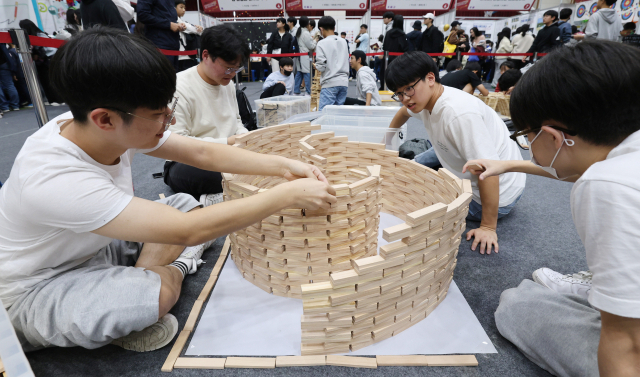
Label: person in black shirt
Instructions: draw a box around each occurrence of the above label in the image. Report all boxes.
[621,22,640,47]
[524,10,562,62]
[407,21,422,51]
[440,62,489,95]
[266,18,293,75]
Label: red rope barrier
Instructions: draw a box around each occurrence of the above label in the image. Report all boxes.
[250,52,308,57]
[159,49,197,56]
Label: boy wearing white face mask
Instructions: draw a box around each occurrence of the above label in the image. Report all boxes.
[261,57,295,98]
[464,40,640,377]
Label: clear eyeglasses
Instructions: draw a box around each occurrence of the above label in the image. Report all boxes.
[391,78,422,102]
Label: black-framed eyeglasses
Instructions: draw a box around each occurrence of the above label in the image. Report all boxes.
[391,78,422,102]
[509,125,577,142]
[99,97,179,131]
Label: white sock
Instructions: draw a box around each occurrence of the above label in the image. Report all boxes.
[169,257,194,277]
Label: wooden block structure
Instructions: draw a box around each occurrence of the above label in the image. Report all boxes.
[224,122,472,356]
[310,70,321,111]
[474,93,510,117]
[256,96,311,128]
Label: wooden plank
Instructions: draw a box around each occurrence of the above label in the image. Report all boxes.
[174,357,226,369]
[376,355,429,366]
[424,355,478,366]
[183,300,204,331]
[326,355,377,369]
[161,330,191,372]
[406,203,448,227]
[225,357,276,369]
[197,275,219,301]
[275,356,326,367]
[158,193,166,199]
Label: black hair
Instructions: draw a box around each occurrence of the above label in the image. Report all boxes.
[66,9,80,26]
[49,27,175,124]
[386,51,440,92]
[334,32,338,35]
[383,11,395,19]
[544,10,559,22]
[624,22,636,31]
[360,24,368,29]
[571,25,578,34]
[19,19,45,36]
[497,27,511,42]
[287,16,297,26]
[560,8,572,20]
[511,40,640,146]
[174,0,185,6]
[318,16,336,31]
[498,69,521,91]
[465,61,481,72]
[500,60,515,70]
[470,27,482,40]
[520,24,530,36]
[604,0,615,6]
[260,40,267,44]
[392,15,404,30]
[277,17,290,32]
[351,50,366,65]
[378,34,384,42]
[297,16,309,38]
[445,59,462,72]
[515,26,522,34]
[200,25,250,63]
[341,31,346,36]
[310,19,316,28]
[279,57,294,68]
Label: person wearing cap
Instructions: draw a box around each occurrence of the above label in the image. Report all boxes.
[407,20,423,51]
[420,13,444,59]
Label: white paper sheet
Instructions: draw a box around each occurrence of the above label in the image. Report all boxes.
[187,214,497,356]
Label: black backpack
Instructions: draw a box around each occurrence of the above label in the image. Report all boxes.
[236,87,257,131]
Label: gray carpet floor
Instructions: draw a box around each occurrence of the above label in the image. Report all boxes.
[0,82,588,376]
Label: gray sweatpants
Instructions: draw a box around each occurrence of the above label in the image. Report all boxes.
[495,279,601,377]
[9,193,201,351]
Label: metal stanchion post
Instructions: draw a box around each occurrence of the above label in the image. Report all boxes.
[456,50,461,61]
[10,29,48,128]
[308,51,314,95]
[384,50,388,91]
[533,52,538,63]
[235,72,240,91]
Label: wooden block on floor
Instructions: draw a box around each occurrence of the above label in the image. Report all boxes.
[376,355,429,366]
[197,274,219,301]
[424,355,478,367]
[174,357,226,369]
[161,330,191,372]
[183,299,204,331]
[326,355,377,369]
[275,355,326,367]
[225,357,276,369]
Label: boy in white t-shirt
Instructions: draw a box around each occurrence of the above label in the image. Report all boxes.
[464,40,640,376]
[0,28,336,352]
[387,51,526,255]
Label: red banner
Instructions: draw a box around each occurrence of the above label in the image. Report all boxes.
[286,0,303,10]
[371,0,387,10]
[201,0,221,12]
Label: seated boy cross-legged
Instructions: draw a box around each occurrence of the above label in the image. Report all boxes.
[387,51,526,255]
[0,28,336,352]
[464,40,640,377]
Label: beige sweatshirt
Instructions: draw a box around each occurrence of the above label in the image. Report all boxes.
[170,66,248,144]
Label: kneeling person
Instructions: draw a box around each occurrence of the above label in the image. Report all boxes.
[345,50,381,106]
[0,28,335,353]
[165,26,250,203]
[387,51,525,255]
[440,61,489,96]
[261,57,294,98]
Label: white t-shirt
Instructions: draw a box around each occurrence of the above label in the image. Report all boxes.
[572,130,640,318]
[171,66,248,144]
[0,112,171,309]
[408,86,525,206]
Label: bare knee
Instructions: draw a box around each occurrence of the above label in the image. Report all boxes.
[149,266,183,318]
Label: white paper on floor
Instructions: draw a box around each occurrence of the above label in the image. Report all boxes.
[186,213,497,356]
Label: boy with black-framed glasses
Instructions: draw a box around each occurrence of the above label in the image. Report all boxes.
[464,40,640,376]
[0,27,336,353]
[387,51,525,255]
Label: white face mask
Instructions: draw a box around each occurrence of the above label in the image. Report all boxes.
[529,129,575,180]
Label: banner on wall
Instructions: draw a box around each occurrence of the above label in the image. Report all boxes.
[287,0,366,10]
[202,0,283,12]
[465,0,534,10]
[373,0,450,10]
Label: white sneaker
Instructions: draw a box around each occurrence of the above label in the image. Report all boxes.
[111,313,178,352]
[199,193,223,207]
[532,267,592,299]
